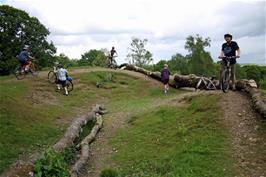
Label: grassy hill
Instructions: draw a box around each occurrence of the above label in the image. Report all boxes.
[0,69,238,176]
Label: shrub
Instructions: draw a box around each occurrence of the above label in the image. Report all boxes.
[34,148,70,177]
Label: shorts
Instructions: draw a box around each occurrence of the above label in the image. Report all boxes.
[162,79,169,85]
[57,80,67,87]
[18,60,28,65]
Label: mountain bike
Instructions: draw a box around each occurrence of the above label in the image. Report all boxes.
[14,58,38,80]
[220,56,239,93]
[47,66,74,92]
[195,76,217,91]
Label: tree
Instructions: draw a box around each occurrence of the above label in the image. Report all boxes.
[168,53,189,74]
[0,5,56,75]
[54,53,78,68]
[78,49,106,67]
[185,34,216,76]
[127,37,153,67]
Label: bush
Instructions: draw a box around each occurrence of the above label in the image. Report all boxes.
[259,79,266,90]
[100,169,118,177]
[34,148,70,177]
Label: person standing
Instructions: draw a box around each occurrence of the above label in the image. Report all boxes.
[161,64,171,94]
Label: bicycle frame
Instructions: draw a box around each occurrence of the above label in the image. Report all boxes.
[196,77,216,90]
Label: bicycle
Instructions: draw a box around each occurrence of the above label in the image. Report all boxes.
[195,76,217,91]
[14,58,38,80]
[107,55,118,69]
[47,66,74,92]
[219,56,239,93]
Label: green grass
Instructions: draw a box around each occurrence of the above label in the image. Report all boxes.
[108,95,236,177]
[0,70,176,173]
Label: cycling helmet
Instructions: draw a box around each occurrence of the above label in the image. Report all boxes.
[224,34,233,39]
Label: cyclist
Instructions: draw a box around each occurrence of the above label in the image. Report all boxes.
[161,64,171,94]
[16,45,33,73]
[108,46,118,67]
[56,64,69,96]
[219,34,240,91]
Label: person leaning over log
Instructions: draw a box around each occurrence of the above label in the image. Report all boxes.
[219,33,240,91]
[161,64,171,94]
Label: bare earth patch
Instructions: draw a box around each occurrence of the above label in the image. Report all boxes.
[220,91,266,177]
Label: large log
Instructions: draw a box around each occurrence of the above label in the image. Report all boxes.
[236,79,266,118]
[53,104,106,152]
[120,63,266,118]
[70,113,103,177]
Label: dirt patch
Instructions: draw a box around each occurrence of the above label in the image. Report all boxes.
[27,80,58,105]
[220,91,266,177]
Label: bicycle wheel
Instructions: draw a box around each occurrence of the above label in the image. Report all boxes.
[48,71,57,83]
[222,69,230,93]
[66,80,73,92]
[14,66,25,80]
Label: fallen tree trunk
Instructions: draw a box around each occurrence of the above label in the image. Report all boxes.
[236,80,266,118]
[70,113,103,177]
[1,104,106,177]
[120,63,266,118]
[53,104,106,152]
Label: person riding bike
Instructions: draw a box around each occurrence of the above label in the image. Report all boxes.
[56,64,69,96]
[16,45,33,73]
[219,34,240,91]
[108,46,118,66]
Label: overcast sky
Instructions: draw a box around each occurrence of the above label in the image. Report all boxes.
[1,0,265,64]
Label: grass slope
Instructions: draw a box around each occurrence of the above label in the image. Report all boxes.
[0,70,177,173]
[107,95,236,177]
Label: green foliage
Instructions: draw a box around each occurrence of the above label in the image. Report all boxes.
[259,79,266,90]
[185,35,216,76]
[100,169,118,177]
[78,49,107,67]
[0,5,56,75]
[53,53,78,68]
[127,37,153,67]
[34,148,70,177]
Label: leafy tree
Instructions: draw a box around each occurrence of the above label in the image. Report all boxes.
[184,34,216,76]
[0,5,56,75]
[78,49,106,67]
[127,37,153,67]
[168,53,189,74]
[54,53,78,68]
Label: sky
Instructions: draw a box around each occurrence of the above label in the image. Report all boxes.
[1,0,265,64]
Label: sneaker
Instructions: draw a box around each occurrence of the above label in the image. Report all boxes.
[63,93,68,96]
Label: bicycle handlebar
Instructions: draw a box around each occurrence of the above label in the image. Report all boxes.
[218,56,240,59]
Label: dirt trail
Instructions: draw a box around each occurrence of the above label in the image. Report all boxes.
[81,89,266,177]
[220,91,266,177]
